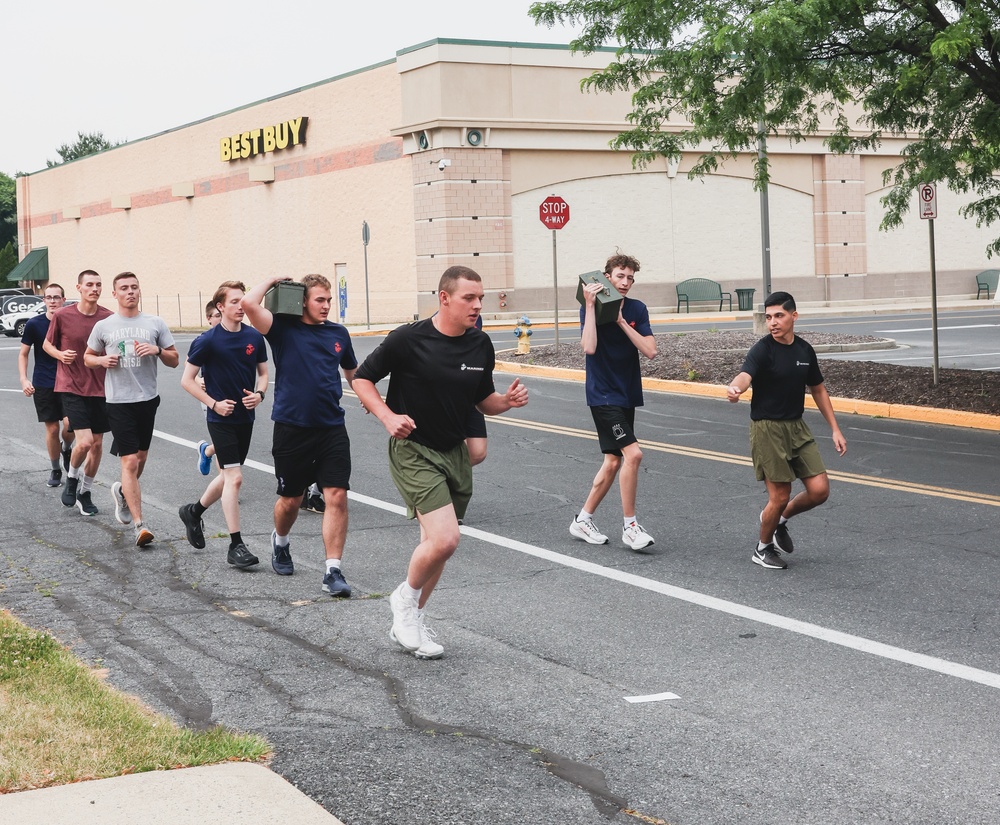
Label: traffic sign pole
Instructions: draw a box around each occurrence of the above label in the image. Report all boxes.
[552,229,559,351]
[362,220,371,330]
[539,195,570,351]
[918,184,939,384]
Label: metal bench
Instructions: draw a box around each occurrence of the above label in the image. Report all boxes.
[975,269,999,299]
[676,278,733,313]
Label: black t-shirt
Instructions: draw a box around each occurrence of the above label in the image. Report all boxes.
[740,334,824,421]
[355,318,496,452]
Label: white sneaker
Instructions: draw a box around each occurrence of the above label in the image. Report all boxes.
[622,522,655,551]
[569,517,609,545]
[111,481,132,525]
[389,583,421,651]
[414,611,444,660]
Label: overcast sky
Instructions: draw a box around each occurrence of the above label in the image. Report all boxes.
[4,0,582,176]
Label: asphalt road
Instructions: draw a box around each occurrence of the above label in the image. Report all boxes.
[1,329,999,824]
[510,306,1000,371]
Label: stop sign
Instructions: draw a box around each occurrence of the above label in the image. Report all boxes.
[539,196,570,229]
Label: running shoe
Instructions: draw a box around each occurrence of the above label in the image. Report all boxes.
[112,481,132,525]
[134,524,154,548]
[752,544,787,570]
[413,611,444,660]
[389,583,421,651]
[61,475,79,507]
[227,543,259,569]
[322,567,352,598]
[301,489,325,513]
[178,503,206,549]
[75,490,98,517]
[569,517,609,545]
[271,530,294,575]
[197,441,212,476]
[47,468,63,488]
[622,522,655,551]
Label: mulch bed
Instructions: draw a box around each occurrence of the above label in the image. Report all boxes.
[503,330,1000,416]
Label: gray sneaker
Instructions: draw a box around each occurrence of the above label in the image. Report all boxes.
[112,481,132,525]
[752,544,787,570]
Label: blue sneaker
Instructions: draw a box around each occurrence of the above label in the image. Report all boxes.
[322,567,351,598]
[197,441,212,476]
[271,530,294,575]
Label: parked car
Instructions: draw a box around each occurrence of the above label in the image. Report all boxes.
[1,297,44,337]
[1,298,76,337]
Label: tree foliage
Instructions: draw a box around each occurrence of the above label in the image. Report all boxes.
[0,172,15,251]
[46,131,123,167]
[0,242,16,283]
[529,0,1000,255]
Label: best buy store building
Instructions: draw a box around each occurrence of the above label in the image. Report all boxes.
[13,38,995,326]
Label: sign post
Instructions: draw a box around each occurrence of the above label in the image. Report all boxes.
[362,220,371,330]
[918,183,939,384]
[539,195,570,350]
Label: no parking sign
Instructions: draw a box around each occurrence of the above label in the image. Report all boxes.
[919,183,938,220]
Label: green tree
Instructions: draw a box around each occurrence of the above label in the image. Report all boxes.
[530,0,1000,255]
[0,172,15,251]
[46,131,123,167]
[0,241,16,282]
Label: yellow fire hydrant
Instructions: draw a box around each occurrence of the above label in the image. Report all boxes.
[513,315,532,354]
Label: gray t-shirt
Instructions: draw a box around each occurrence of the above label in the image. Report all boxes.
[87,312,175,403]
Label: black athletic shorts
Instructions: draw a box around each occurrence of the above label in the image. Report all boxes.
[61,393,110,435]
[272,422,351,498]
[207,421,254,469]
[32,386,64,424]
[108,397,160,457]
[590,405,638,455]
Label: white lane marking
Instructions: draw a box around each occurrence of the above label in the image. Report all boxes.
[880,324,1000,333]
[156,431,1000,692]
[623,693,681,704]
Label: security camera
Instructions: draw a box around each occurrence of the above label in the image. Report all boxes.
[438,158,452,171]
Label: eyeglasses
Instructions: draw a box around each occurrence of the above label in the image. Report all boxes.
[43,295,63,300]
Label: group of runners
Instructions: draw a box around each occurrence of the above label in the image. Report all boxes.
[18,254,844,659]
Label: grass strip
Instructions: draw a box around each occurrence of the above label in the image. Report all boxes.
[0,610,270,792]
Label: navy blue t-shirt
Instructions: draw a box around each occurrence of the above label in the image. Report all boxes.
[21,314,58,388]
[186,323,268,424]
[741,334,824,421]
[265,315,358,428]
[580,296,652,408]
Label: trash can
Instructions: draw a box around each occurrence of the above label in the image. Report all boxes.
[735,288,755,311]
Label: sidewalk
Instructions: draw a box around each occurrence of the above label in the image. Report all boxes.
[0,762,345,825]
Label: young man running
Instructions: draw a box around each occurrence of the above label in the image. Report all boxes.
[44,270,113,517]
[85,272,178,546]
[727,291,847,569]
[196,299,222,475]
[179,281,268,568]
[242,274,357,597]
[569,253,657,552]
[353,266,529,660]
[19,283,74,488]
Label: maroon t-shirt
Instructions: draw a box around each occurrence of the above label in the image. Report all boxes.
[46,303,113,397]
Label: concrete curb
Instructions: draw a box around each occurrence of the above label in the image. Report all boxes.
[0,762,345,825]
[493,361,1000,433]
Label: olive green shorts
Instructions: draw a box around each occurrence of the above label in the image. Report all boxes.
[749,418,827,483]
[388,438,473,520]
